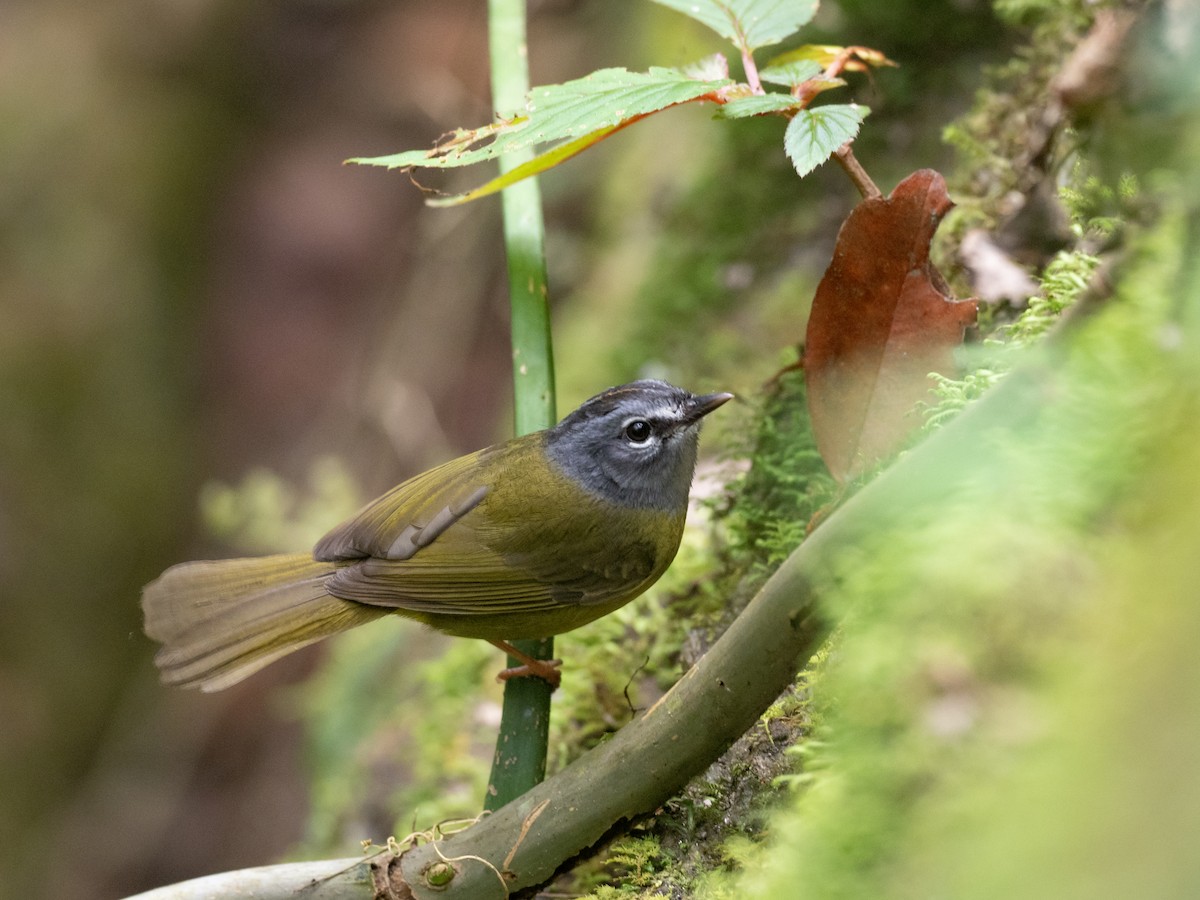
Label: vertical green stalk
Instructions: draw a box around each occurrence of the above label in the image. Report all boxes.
[484,0,557,812]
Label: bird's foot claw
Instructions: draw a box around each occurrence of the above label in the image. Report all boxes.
[496,658,562,690]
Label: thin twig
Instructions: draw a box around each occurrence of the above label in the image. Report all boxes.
[834,144,882,200]
[741,46,763,94]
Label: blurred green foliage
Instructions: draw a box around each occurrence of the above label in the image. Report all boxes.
[300,624,497,851]
[200,457,365,554]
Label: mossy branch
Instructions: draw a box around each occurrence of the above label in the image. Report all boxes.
[834,143,881,199]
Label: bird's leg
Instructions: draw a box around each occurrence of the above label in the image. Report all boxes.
[489,639,562,690]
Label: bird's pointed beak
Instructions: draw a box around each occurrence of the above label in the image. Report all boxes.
[683,391,735,425]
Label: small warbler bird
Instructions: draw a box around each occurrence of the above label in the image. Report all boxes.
[143,380,732,691]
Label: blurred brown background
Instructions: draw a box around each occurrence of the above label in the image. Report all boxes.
[0,0,998,896]
[0,2,623,895]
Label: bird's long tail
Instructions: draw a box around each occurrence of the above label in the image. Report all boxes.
[142,553,389,692]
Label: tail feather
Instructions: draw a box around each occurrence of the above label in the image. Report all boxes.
[142,553,389,692]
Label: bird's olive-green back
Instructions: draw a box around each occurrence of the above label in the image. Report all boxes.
[313,434,687,641]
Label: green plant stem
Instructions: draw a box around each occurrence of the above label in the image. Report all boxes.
[485,0,557,813]
[834,144,881,199]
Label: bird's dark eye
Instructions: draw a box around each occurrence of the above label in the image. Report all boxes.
[624,419,653,443]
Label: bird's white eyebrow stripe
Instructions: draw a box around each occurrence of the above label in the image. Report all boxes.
[623,403,682,424]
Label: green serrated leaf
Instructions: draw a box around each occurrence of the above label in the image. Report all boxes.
[525,66,729,141]
[783,103,868,178]
[650,0,819,52]
[351,65,729,171]
[759,58,823,88]
[717,93,802,119]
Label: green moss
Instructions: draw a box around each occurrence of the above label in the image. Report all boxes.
[567,686,810,899]
[924,245,1101,430]
[591,836,672,896]
[199,455,364,553]
[1058,167,1144,242]
[721,367,838,590]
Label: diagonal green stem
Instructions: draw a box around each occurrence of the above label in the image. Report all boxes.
[484,0,557,813]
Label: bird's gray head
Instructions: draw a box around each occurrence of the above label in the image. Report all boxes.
[545,380,733,511]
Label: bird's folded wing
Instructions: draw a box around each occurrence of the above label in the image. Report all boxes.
[324,534,565,616]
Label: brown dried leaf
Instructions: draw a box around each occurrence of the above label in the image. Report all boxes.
[805,169,978,481]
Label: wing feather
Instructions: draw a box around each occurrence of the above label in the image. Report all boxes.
[313,446,501,561]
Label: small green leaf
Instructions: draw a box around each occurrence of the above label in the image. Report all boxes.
[525,66,729,141]
[767,43,898,72]
[759,58,823,88]
[784,103,869,178]
[797,76,850,98]
[716,93,802,119]
[650,0,819,52]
